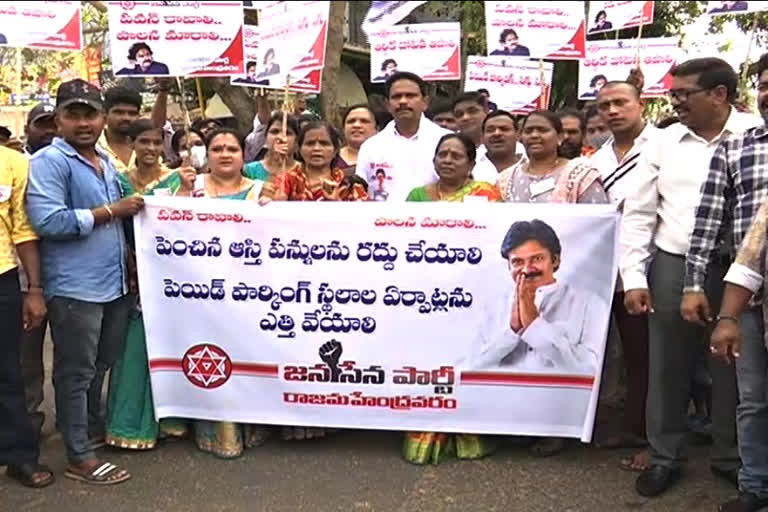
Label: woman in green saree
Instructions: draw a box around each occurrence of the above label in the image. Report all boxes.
[106,120,193,450]
[402,133,500,465]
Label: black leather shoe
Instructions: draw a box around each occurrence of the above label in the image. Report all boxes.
[636,465,682,497]
[718,493,768,512]
[711,466,739,488]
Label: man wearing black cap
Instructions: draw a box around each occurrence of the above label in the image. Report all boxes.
[24,102,56,156]
[25,79,144,485]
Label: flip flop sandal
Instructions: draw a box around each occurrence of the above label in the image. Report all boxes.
[65,462,131,486]
[6,463,55,488]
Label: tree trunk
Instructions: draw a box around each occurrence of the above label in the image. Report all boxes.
[209,78,256,135]
[320,0,347,130]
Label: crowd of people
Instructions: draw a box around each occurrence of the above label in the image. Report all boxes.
[1,54,768,511]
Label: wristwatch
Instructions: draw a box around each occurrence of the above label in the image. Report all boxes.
[683,286,705,294]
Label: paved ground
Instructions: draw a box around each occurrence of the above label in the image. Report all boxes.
[1,338,744,512]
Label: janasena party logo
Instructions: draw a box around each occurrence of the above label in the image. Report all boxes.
[182,343,233,389]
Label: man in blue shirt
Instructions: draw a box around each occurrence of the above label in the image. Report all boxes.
[25,79,144,485]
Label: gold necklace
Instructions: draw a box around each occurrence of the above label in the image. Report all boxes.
[208,174,243,198]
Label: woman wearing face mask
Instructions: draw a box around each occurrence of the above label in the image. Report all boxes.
[406,133,501,202]
[273,121,368,202]
[497,110,608,205]
[496,111,607,458]
[336,104,378,172]
[177,128,270,457]
[243,114,300,199]
[106,120,196,450]
[169,128,206,171]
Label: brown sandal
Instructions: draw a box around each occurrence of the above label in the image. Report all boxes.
[65,461,131,486]
[6,463,55,488]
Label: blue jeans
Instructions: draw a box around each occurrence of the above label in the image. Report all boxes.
[737,307,768,498]
[48,295,133,463]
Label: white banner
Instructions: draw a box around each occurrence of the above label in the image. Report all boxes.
[0,2,82,50]
[255,0,329,93]
[465,57,553,114]
[135,198,618,441]
[484,1,586,60]
[579,38,681,99]
[369,23,461,83]
[106,1,245,77]
[362,1,427,36]
[587,1,655,34]
[706,1,768,16]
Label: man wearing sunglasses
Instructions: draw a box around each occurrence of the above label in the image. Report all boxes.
[621,58,762,500]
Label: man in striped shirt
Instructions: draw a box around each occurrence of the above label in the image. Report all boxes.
[590,81,657,471]
[687,53,768,512]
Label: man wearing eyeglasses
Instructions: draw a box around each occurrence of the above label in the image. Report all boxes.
[689,53,768,512]
[621,57,762,500]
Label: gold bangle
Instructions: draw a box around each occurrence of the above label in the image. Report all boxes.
[103,204,114,220]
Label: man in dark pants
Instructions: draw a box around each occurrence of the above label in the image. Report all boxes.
[18,102,56,437]
[621,58,761,498]
[26,79,144,485]
[0,145,52,488]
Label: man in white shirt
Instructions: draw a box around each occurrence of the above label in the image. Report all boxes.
[621,58,761,498]
[590,80,657,463]
[469,220,603,373]
[472,110,525,185]
[355,72,451,201]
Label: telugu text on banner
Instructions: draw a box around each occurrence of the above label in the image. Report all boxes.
[579,37,681,100]
[0,1,82,51]
[255,0,330,93]
[465,57,553,114]
[369,23,461,83]
[106,1,245,77]
[484,1,586,60]
[587,1,655,35]
[135,198,619,441]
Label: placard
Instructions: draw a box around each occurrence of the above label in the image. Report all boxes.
[587,1,655,34]
[0,2,82,51]
[484,1,586,60]
[579,37,681,99]
[107,1,245,77]
[369,23,461,83]
[465,57,553,114]
[255,0,329,92]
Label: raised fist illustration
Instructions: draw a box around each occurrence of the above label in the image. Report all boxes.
[319,340,343,381]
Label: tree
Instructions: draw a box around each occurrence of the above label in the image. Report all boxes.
[320,1,347,129]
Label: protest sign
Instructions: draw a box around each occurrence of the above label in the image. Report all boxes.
[362,1,427,36]
[484,1,586,60]
[0,2,82,51]
[106,1,245,77]
[579,38,681,99]
[587,1,655,34]
[243,1,283,10]
[706,1,768,15]
[465,57,553,114]
[230,25,265,87]
[255,0,329,92]
[369,23,461,83]
[136,198,618,441]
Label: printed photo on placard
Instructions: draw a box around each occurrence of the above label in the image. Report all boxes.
[484,1,586,60]
[369,23,461,83]
[579,38,681,99]
[256,0,329,92]
[107,1,245,77]
[587,1,654,34]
